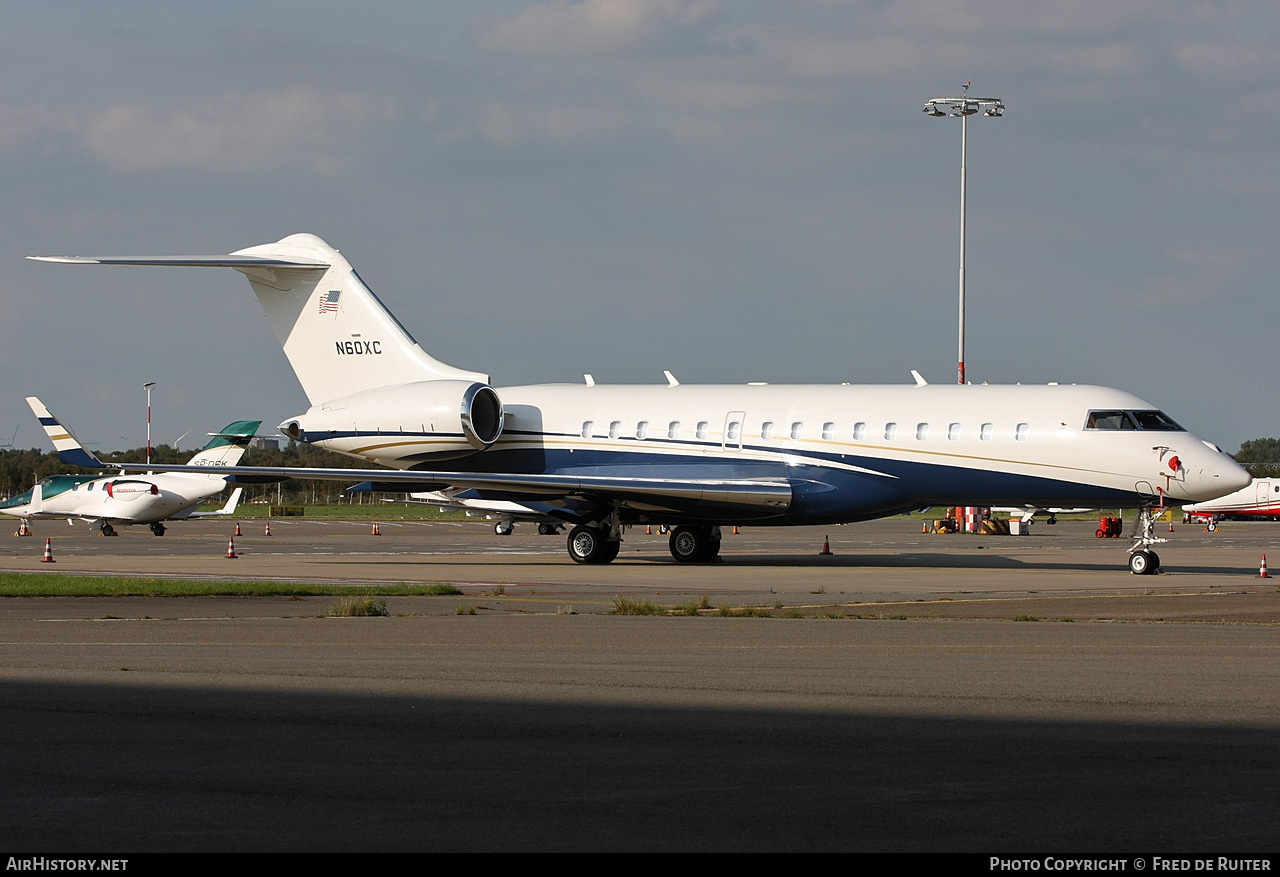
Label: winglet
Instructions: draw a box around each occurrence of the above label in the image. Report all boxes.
[25,397,104,468]
[910,370,928,387]
[664,370,680,387]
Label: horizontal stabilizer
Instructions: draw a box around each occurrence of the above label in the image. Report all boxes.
[27,255,328,269]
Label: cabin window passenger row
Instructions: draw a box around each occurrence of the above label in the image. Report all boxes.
[727,421,741,441]
[915,422,928,441]
[1015,423,1029,442]
[884,422,898,440]
[761,422,774,440]
[637,421,649,440]
[853,422,866,441]
[791,422,804,440]
[609,421,621,439]
[980,423,993,442]
[696,421,709,440]
[668,421,680,439]
[947,423,960,441]
[581,421,593,439]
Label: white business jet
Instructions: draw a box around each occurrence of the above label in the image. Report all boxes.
[0,397,258,536]
[29,234,1250,572]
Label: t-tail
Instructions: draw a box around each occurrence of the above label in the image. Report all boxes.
[188,422,262,467]
[29,235,506,461]
[29,234,488,404]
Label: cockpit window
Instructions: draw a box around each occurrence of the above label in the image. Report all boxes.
[1085,411,1136,430]
[1130,410,1183,431]
[1085,410,1184,431]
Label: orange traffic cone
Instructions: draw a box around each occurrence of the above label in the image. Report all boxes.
[820,535,833,556]
[1260,554,1270,579]
[646,524,652,535]
[226,535,238,559]
[371,522,381,536]
[733,525,739,535]
[16,520,30,537]
[264,521,272,536]
[40,538,54,563]
[235,522,242,536]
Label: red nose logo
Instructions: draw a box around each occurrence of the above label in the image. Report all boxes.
[1168,455,1180,472]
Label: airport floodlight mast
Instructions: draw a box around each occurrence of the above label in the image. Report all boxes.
[144,381,156,465]
[923,83,1005,385]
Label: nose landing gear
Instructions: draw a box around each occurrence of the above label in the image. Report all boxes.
[1127,502,1165,575]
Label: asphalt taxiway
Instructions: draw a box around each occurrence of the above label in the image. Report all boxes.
[2,517,1279,852]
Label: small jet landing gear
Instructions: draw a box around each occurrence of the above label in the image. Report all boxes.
[99,522,116,537]
[1127,503,1165,575]
[149,522,166,536]
[494,520,514,536]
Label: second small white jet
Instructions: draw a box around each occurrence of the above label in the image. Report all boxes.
[0,397,259,536]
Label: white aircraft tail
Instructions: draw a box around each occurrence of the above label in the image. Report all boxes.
[186,421,261,466]
[30,234,488,404]
[25,397,104,468]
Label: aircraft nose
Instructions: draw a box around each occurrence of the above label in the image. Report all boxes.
[1194,443,1250,499]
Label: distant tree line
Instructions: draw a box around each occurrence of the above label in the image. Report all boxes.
[0,441,367,504]
[1234,438,1280,479]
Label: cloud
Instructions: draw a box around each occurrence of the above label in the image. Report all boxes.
[0,89,398,173]
[479,0,718,56]
[81,88,398,173]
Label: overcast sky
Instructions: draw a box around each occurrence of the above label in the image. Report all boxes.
[1,1,1274,457]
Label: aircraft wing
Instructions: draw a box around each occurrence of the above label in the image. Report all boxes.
[105,463,793,517]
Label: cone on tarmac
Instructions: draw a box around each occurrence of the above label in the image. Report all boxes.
[1260,554,1270,579]
[40,538,54,563]
[372,522,381,536]
[646,524,652,535]
[16,520,30,537]
[264,521,272,536]
[235,522,242,536]
[226,535,238,559]
[733,525,739,535]
[820,535,833,556]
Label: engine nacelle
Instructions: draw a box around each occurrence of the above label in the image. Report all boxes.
[105,480,160,501]
[280,380,504,465]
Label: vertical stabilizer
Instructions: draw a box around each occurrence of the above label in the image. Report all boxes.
[187,421,262,466]
[25,397,104,468]
[230,234,488,403]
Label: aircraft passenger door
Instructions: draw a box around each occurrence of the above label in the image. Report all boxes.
[1257,480,1271,509]
[723,411,745,452]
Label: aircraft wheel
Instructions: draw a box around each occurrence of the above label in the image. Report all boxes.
[1148,550,1160,572]
[100,523,115,537]
[669,526,718,563]
[494,521,513,536]
[150,522,166,536]
[567,525,615,564]
[537,523,558,536]
[1128,550,1153,575]
[599,538,621,563]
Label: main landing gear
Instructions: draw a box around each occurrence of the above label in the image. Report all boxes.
[668,525,722,563]
[98,521,116,537]
[567,524,621,564]
[562,517,723,565]
[1127,503,1164,575]
[149,522,166,536]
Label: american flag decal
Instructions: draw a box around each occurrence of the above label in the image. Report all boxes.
[318,290,341,314]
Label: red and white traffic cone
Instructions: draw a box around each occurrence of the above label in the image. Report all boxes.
[235,522,242,536]
[371,522,381,536]
[226,535,238,559]
[733,525,739,535]
[1259,554,1270,579]
[40,538,54,563]
[646,524,652,535]
[820,535,833,556]
[16,520,30,537]
[264,521,272,536]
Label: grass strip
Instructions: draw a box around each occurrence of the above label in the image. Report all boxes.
[0,573,462,598]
